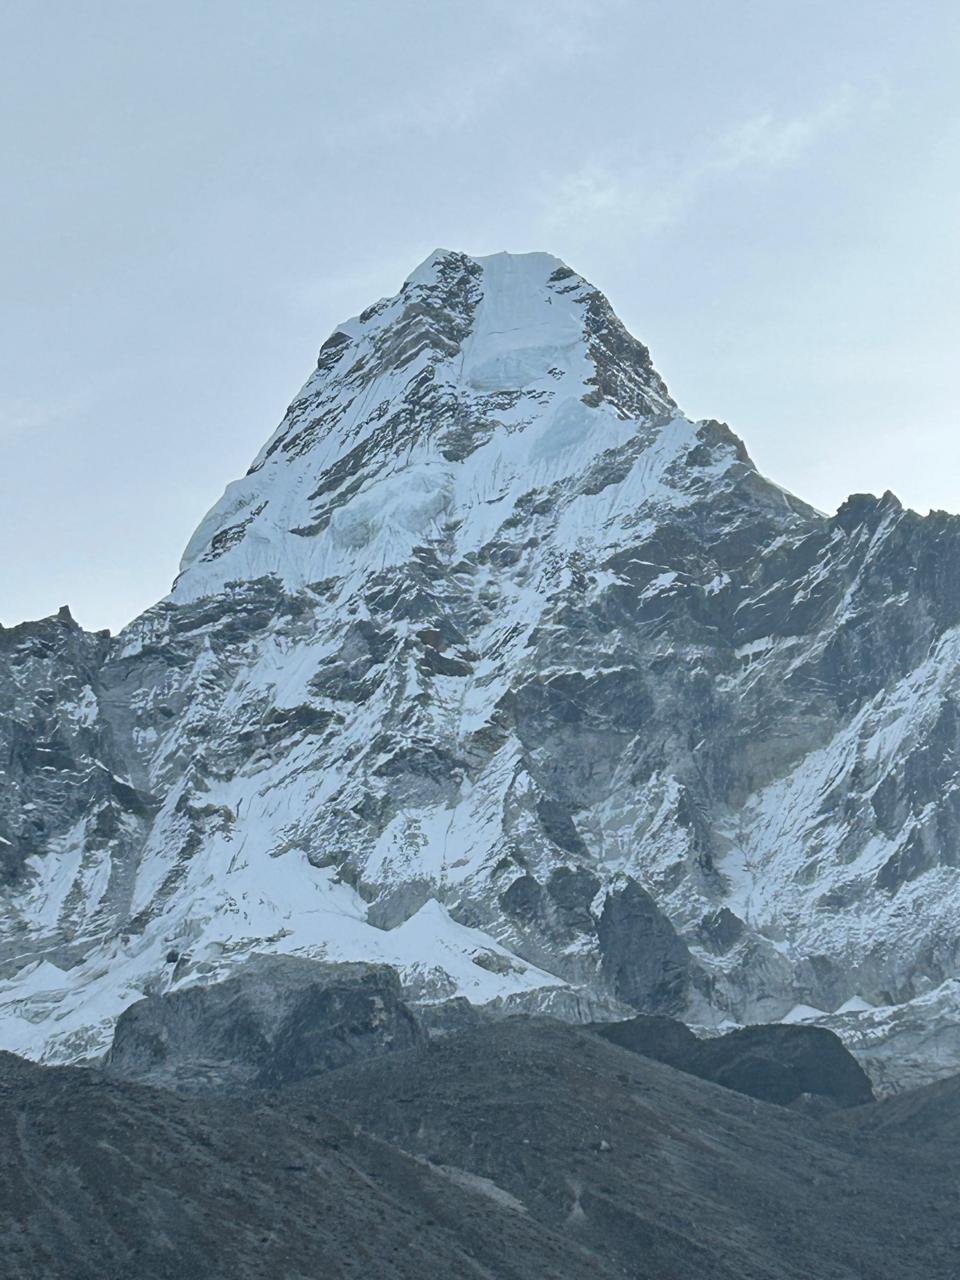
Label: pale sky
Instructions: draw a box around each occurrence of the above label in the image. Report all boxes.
[1,0,958,633]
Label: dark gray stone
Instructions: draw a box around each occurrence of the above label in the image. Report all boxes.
[593,1014,874,1109]
[692,1023,875,1108]
[590,1012,699,1067]
[106,955,422,1091]
[596,878,691,1013]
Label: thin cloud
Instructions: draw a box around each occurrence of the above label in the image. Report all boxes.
[713,92,853,172]
[542,89,856,237]
[321,1,618,152]
[546,165,687,237]
[0,397,75,444]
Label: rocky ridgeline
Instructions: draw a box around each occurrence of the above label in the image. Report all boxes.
[102,953,873,1110]
[2,249,960,1089]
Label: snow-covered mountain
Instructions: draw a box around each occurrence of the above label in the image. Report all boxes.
[3,249,960,1091]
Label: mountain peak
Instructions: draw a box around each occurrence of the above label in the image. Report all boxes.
[402,247,572,289]
[171,252,730,602]
[12,250,960,1101]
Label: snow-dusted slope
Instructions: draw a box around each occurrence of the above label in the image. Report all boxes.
[3,250,960,1087]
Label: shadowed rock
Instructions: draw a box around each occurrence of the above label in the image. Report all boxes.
[692,1023,875,1108]
[596,879,691,1013]
[591,1011,700,1067]
[592,1014,874,1108]
[106,955,422,1091]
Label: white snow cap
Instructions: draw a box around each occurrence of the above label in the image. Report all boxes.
[403,247,570,286]
[171,246,682,605]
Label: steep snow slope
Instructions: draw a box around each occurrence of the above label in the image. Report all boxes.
[2,250,960,1087]
[174,251,679,600]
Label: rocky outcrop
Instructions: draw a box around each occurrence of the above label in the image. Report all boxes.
[693,1024,875,1108]
[592,1015,874,1108]
[106,956,422,1091]
[596,879,691,1013]
[590,1012,700,1068]
[0,609,137,893]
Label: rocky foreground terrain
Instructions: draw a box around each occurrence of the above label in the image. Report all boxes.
[3,249,960,1097]
[1,957,959,1280]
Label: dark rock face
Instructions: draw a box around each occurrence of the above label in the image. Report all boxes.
[590,1012,700,1067]
[0,610,136,893]
[596,879,691,1013]
[107,957,422,1091]
[593,1015,874,1109]
[692,1023,875,1108]
[698,906,746,953]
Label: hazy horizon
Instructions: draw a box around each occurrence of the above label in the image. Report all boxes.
[2,0,958,633]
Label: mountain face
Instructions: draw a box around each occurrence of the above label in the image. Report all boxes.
[3,249,960,1090]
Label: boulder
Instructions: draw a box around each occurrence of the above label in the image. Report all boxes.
[106,955,422,1091]
[591,1015,874,1108]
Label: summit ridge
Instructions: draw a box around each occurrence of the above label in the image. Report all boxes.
[175,249,679,601]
